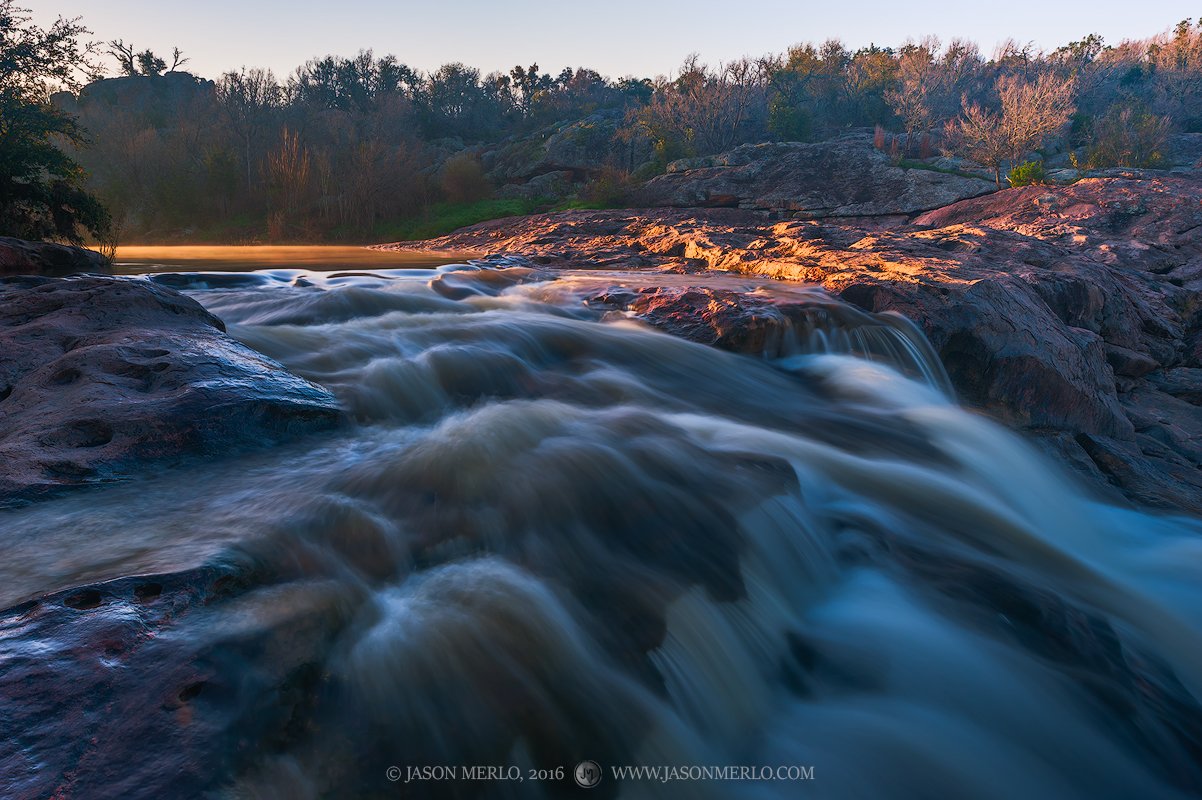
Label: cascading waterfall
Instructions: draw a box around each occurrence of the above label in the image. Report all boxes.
[3,262,1201,800]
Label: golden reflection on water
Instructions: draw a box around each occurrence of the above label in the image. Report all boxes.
[113,245,482,274]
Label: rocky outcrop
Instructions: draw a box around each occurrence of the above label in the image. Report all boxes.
[384,174,1202,514]
[494,169,578,201]
[0,276,342,505]
[633,133,998,217]
[910,177,1202,277]
[0,237,110,277]
[539,111,643,175]
[58,72,216,116]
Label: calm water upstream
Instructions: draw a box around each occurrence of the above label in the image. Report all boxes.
[112,245,484,274]
[4,246,1202,799]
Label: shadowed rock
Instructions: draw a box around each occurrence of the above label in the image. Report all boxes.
[0,562,353,800]
[0,237,110,277]
[0,276,342,505]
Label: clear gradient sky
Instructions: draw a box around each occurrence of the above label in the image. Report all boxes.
[30,0,1202,83]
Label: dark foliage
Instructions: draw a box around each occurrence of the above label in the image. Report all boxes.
[0,0,109,243]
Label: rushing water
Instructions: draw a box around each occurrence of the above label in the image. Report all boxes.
[5,250,1202,799]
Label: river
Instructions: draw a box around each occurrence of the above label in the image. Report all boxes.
[4,247,1202,799]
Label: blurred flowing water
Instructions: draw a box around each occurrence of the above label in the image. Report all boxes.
[5,251,1202,799]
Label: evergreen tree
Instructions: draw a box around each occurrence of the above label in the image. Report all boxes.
[0,0,110,243]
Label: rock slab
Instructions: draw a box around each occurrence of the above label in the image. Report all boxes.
[0,276,342,505]
[633,134,998,217]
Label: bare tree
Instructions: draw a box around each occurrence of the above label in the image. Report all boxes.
[263,127,311,227]
[885,37,940,137]
[1148,20,1202,131]
[215,67,281,192]
[107,39,136,76]
[885,37,984,139]
[167,47,189,73]
[947,72,1076,185]
[626,55,766,159]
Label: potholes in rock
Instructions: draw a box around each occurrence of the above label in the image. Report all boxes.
[132,578,162,598]
[46,367,81,386]
[35,418,112,449]
[108,361,157,391]
[178,681,205,702]
[59,420,114,448]
[63,589,104,610]
[3,599,38,618]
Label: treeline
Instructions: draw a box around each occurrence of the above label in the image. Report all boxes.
[58,20,1202,243]
[626,25,1201,174]
[61,55,651,241]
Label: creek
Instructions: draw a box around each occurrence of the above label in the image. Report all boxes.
[3,248,1201,799]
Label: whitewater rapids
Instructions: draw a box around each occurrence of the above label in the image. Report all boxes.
[3,262,1201,800]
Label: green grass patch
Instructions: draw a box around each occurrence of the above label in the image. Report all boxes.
[1007,161,1049,187]
[376,198,547,242]
[548,198,619,212]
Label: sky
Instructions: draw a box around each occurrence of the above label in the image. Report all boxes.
[30,0,1202,84]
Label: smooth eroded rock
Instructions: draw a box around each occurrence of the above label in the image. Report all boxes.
[0,276,342,505]
[0,562,353,800]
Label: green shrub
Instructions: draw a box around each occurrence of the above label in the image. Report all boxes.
[380,198,543,242]
[1008,161,1048,187]
[768,98,814,142]
[1073,107,1171,169]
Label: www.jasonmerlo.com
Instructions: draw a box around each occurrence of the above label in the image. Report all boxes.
[390,764,816,784]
